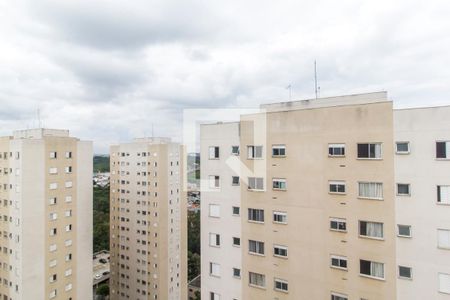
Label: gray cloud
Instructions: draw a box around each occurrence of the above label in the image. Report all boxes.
[0,0,450,152]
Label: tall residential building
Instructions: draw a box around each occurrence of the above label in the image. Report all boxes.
[0,128,93,300]
[200,122,242,300]
[394,106,450,299]
[109,137,187,300]
[201,92,397,299]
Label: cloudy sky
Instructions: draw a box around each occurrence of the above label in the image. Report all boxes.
[1,0,450,153]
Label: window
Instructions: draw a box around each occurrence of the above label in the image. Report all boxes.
[272,178,286,190]
[358,182,383,199]
[65,181,73,188]
[396,142,410,154]
[209,204,220,218]
[357,143,382,159]
[232,237,240,247]
[49,213,57,221]
[49,167,58,174]
[330,218,347,232]
[328,144,345,156]
[331,292,348,300]
[397,183,410,196]
[272,145,286,157]
[49,197,57,205]
[65,152,72,159]
[360,259,384,279]
[247,146,263,159]
[209,262,220,277]
[248,177,264,190]
[439,273,450,294]
[273,245,288,258]
[438,229,450,249]
[232,206,240,216]
[249,272,265,287]
[273,211,287,224]
[49,183,58,190]
[65,166,72,173]
[249,240,264,255]
[232,176,240,186]
[437,185,450,204]
[397,225,412,237]
[49,152,57,159]
[65,196,72,203]
[233,268,241,278]
[436,141,450,159]
[274,278,288,292]
[209,175,220,188]
[209,292,220,300]
[231,146,240,155]
[329,181,346,194]
[209,146,220,159]
[248,208,264,223]
[209,233,220,247]
[359,221,384,239]
[331,255,348,270]
[398,265,412,279]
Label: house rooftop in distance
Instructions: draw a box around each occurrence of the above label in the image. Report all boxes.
[260,91,389,112]
[13,128,71,139]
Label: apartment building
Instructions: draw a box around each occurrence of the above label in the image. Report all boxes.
[0,128,92,300]
[394,106,450,299]
[109,137,187,300]
[200,122,242,300]
[201,92,398,299]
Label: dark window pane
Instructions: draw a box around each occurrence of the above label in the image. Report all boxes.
[358,144,369,158]
[437,142,446,158]
[360,260,371,275]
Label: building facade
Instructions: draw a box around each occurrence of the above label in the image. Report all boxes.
[394,106,450,299]
[200,122,242,300]
[201,92,400,299]
[109,137,187,300]
[0,128,92,300]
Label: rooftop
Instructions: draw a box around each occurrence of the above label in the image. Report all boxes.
[260,91,389,112]
[13,128,70,139]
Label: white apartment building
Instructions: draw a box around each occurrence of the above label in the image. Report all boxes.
[200,122,242,300]
[109,137,187,300]
[395,106,450,299]
[0,128,92,300]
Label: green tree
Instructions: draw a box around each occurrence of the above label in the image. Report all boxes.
[188,210,201,280]
[96,283,109,297]
[93,186,110,252]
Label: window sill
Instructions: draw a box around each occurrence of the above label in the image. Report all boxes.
[247,158,264,160]
[247,189,265,192]
[397,234,412,238]
[274,288,289,293]
[248,252,265,257]
[437,246,450,251]
[357,196,384,201]
[436,202,450,206]
[398,276,413,280]
[248,220,264,225]
[395,152,410,155]
[273,255,288,259]
[273,222,288,225]
[359,274,385,281]
[359,235,385,241]
[435,158,450,161]
[208,158,220,160]
[271,155,286,158]
[330,266,348,271]
[396,194,411,197]
[329,192,346,195]
[272,188,287,191]
[328,155,345,158]
[356,158,383,161]
[330,229,347,233]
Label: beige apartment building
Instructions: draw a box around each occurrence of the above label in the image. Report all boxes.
[109,137,187,300]
[0,128,92,300]
[202,92,398,300]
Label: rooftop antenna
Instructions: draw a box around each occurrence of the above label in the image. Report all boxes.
[37,106,42,128]
[152,123,154,138]
[286,84,292,101]
[314,60,319,99]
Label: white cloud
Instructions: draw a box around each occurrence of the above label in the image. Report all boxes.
[0,0,450,152]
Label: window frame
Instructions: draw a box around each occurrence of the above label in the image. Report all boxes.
[248,240,265,256]
[272,178,287,191]
[274,278,288,293]
[273,211,287,224]
[330,217,347,232]
[248,177,264,191]
[359,259,385,280]
[357,143,382,159]
[358,181,384,200]
[208,146,220,160]
[273,244,288,258]
[248,208,264,223]
[398,265,413,280]
[247,145,263,159]
[272,145,286,157]
[397,224,412,238]
[436,141,450,159]
[328,143,346,157]
[395,141,410,154]
[359,220,384,240]
[437,185,450,205]
[396,183,411,196]
[330,255,348,271]
[329,181,346,194]
[231,145,240,155]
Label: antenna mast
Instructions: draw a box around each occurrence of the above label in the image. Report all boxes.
[314,60,318,99]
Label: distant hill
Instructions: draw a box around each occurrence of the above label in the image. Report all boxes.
[93,155,110,173]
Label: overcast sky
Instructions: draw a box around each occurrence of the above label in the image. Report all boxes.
[1,0,450,153]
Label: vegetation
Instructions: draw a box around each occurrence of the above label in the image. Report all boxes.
[96,284,109,298]
[94,155,110,172]
[93,186,110,252]
[188,210,201,280]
